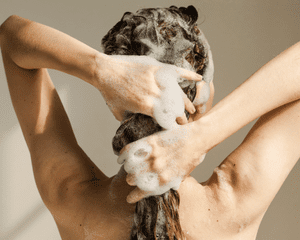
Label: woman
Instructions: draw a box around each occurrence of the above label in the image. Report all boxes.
[105,6,214,239]
[1,6,300,240]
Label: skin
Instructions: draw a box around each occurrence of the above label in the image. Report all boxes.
[1,15,300,240]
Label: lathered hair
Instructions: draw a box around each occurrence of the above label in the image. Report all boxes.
[102,5,212,239]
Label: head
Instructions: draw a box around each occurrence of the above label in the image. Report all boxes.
[102,5,213,239]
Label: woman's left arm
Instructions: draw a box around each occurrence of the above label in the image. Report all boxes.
[0,15,201,208]
[0,15,108,210]
[0,15,98,83]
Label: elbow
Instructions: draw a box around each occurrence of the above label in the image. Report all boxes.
[1,15,18,32]
[0,15,18,47]
[0,15,29,39]
[0,15,32,62]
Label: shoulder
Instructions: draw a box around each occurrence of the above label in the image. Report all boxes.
[36,144,110,213]
[48,163,111,222]
[203,99,300,225]
[201,155,266,225]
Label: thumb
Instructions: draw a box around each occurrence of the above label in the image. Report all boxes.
[175,67,202,81]
[127,187,149,204]
[112,111,124,122]
[109,104,124,122]
[193,80,209,106]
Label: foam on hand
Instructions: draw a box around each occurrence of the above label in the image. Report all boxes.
[117,141,152,165]
[117,52,213,196]
[193,81,210,112]
[117,139,183,195]
[152,67,186,130]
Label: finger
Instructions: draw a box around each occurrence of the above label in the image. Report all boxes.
[193,81,210,106]
[171,177,182,190]
[127,187,150,204]
[115,114,124,122]
[107,102,123,122]
[126,173,136,186]
[175,67,202,81]
[114,107,126,122]
[117,147,129,164]
[119,141,152,174]
[188,114,194,123]
[183,94,196,114]
[189,104,205,122]
[176,113,188,125]
[196,104,207,114]
[117,139,144,162]
[193,81,206,105]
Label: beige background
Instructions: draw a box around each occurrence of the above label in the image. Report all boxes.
[0,0,299,239]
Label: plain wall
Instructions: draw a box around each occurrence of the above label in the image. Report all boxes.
[0,0,299,239]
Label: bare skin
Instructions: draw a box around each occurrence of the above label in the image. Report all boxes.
[1,15,300,240]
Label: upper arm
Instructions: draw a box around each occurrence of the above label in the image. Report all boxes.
[1,49,108,208]
[208,99,300,219]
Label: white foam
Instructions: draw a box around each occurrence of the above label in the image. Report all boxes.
[152,67,186,130]
[117,139,183,195]
[193,81,210,107]
[170,177,182,190]
[118,141,152,170]
[115,55,213,196]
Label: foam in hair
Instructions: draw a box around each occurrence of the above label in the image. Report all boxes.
[103,5,214,239]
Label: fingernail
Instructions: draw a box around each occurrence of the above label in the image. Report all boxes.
[127,196,133,204]
[191,105,196,114]
[117,157,126,164]
[176,117,183,125]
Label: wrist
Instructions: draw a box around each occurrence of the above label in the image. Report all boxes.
[191,114,219,154]
[93,52,113,91]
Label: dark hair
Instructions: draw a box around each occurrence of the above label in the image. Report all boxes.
[102,5,212,239]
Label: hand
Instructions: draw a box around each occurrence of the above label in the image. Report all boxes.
[117,123,206,203]
[95,54,202,127]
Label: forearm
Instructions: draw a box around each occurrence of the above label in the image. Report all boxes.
[196,41,300,152]
[0,15,102,86]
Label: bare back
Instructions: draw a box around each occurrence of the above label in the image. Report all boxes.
[2,15,300,240]
[51,165,264,240]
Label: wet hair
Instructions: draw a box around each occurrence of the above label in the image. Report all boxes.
[102,5,212,239]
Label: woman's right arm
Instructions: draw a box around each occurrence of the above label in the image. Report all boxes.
[195,41,300,219]
[121,41,300,206]
[0,15,200,122]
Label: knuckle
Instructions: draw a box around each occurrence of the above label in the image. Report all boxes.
[150,159,163,172]
[151,86,160,98]
[159,172,170,185]
[142,98,153,110]
[143,70,154,81]
[121,145,130,154]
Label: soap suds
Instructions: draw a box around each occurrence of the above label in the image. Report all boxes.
[113,10,215,198]
[152,67,186,130]
[118,140,183,194]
